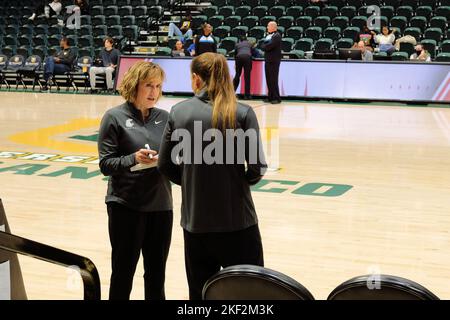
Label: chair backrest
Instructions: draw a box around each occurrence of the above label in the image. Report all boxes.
[328,275,440,300]
[77,56,93,68]
[7,55,25,69]
[24,55,42,68]
[0,54,8,70]
[202,265,315,300]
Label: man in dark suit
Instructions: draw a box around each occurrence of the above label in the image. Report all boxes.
[261,21,282,104]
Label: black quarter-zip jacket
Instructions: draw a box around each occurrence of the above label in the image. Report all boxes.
[98,102,173,212]
[158,91,267,233]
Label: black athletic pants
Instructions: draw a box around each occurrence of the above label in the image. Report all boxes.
[265,60,281,102]
[107,202,173,300]
[183,224,264,300]
[233,55,252,97]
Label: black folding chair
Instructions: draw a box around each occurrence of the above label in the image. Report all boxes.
[69,56,93,92]
[328,274,440,300]
[1,55,25,90]
[0,54,8,89]
[17,55,43,90]
[203,265,315,300]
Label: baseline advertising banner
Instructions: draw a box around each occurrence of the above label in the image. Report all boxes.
[115,56,450,102]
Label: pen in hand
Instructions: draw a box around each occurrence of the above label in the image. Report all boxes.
[135,145,157,164]
[145,144,153,159]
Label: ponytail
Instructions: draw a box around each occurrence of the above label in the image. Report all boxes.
[191,53,237,130]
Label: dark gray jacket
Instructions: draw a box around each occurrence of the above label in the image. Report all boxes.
[98,102,173,212]
[158,91,267,233]
[261,32,282,63]
[235,40,253,58]
[99,48,120,67]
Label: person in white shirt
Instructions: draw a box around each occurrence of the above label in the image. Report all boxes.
[29,0,63,25]
[410,44,432,62]
[374,26,396,55]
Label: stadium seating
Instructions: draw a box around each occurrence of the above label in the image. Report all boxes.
[1,0,449,94]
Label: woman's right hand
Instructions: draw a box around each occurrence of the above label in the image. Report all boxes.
[135,149,158,164]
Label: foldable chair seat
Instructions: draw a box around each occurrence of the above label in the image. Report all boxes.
[70,56,93,92]
[1,55,25,89]
[17,55,43,90]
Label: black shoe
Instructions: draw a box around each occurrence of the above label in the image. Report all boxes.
[90,88,98,94]
[41,85,48,91]
[263,98,270,103]
[271,100,281,104]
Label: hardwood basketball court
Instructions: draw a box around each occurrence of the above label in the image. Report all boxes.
[1,91,449,299]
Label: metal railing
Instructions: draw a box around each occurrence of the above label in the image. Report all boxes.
[0,231,101,300]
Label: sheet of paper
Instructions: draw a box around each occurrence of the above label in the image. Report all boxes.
[130,161,157,172]
[130,155,158,172]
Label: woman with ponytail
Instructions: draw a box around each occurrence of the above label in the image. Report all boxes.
[158,53,267,300]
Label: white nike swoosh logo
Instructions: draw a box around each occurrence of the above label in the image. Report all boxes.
[155,120,163,124]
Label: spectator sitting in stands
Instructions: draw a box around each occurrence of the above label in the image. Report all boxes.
[394,34,416,51]
[374,26,396,55]
[357,25,376,52]
[357,40,373,61]
[168,14,193,43]
[172,40,189,57]
[29,0,63,25]
[194,23,217,56]
[42,36,76,91]
[89,37,121,93]
[410,44,431,62]
[187,39,196,56]
[310,0,328,6]
[73,0,90,15]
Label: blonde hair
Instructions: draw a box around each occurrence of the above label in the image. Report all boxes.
[119,61,165,103]
[191,53,236,130]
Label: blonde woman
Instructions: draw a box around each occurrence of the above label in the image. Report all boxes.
[158,53,267,300]
[98,62,173,300]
